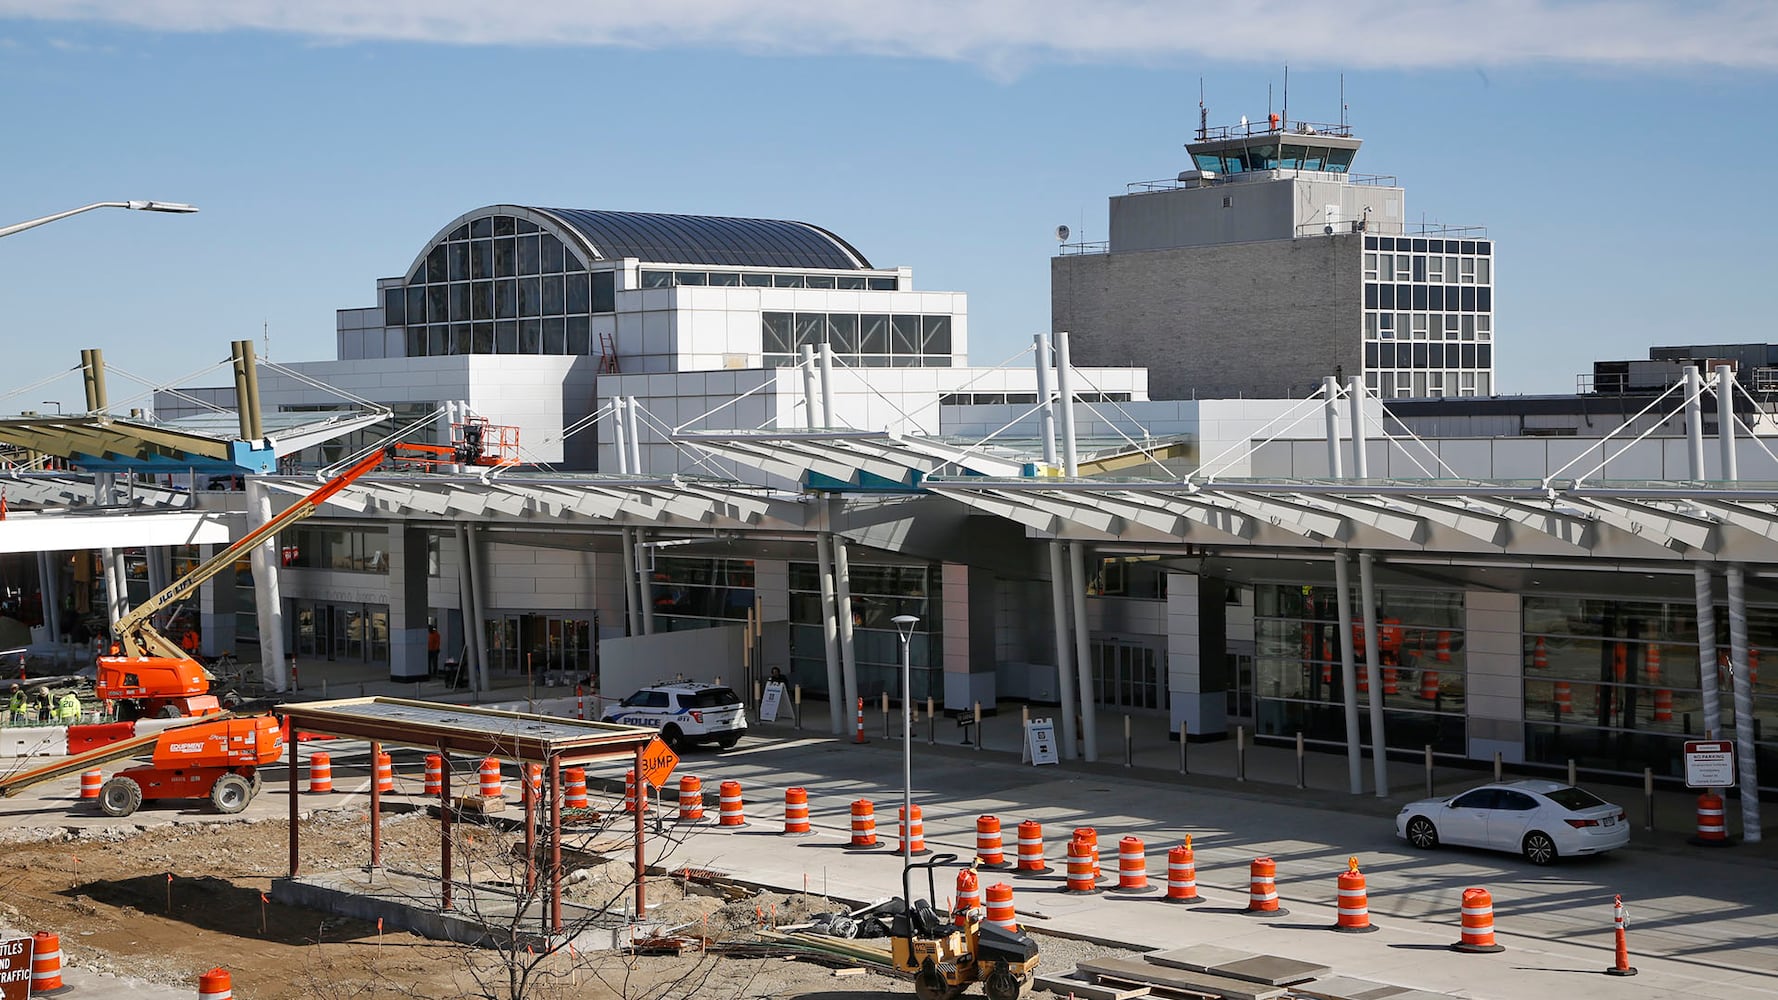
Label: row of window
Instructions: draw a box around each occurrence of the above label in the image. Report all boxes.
[1364,236,1491,255]
[415,223,585,285]
[936,391,1133,406]
[1366,283,1492,313]
[405,319,598,358]
[1365,342,1493,370]
[1191,143,1357,175]
[387,271,618,326]
[1367,370,1494,397]
[1366,312,1493,341]
[761,312,953,357]
[641,269,898,290]
[1364,252,1491,284]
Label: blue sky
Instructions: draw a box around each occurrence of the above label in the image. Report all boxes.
[1,1,1774,407]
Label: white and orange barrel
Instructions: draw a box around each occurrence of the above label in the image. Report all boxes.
[1652,688,1674,722]
[623,769,638,814]
[1165,838,1202,903]
[898,804,925,854]
[565,767,589,809]
[1694,791,1728,843]
[783,787,811,835]
[984,882,1018,932]
[1383,666,1400,694]
[80,769,102,799]
[1645,643,1659,683]
[198,967,233,1000]
[850,799,877,846]
[526,763,543,800]
[478,758,503,798]
[1452,887,1504,952]
[1065,837,1096,893]
[31,931,65,993]
[423,754,443,796]
[1419,669,1440,701]
[976,815,1006,866]
[1334,856,1376,932]
[1436,631,1452,662]
[309,752,334,793]
[1532,635,1548,670]
[1072,827,1100,879]
[1554,680,1573,715]
[374,752,394,794]
[677,775,704,821]
[718,780,745,826]
[1116,836,1149,891]
[954,868,981,926]
[1245,857,1286,915]
[1016,820,1048,872]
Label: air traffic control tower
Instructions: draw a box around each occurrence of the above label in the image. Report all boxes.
[1054,114,1494,401]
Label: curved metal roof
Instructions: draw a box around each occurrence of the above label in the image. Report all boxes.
[531,208,872,270]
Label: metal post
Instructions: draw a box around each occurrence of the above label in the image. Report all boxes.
[1347,376,1369,478]
[369,740,383,871]
[1726,565,1763,842]
[833,515,861,717]
[440,747,452,911]
[794,685,802,730]
[248,481,288,692]
[523,758,536,894]
[1359,552,1389,796]
[1295,731,1306,789]
[927,696,935,745]
[1567,758,1578,787]
[974,702,983,752]
[815,531,844,733]
[1684,365,1707,478]
[1034,333,1059,468]
[633,745,646,919]
[1322,376,1344,479]
[1236,726,1246,782]
[286,722,300,878]
[1493,751,1503,782]
[1333,552,1363,795]
[550,755,563,933]
[1695,567,1722,738]
[883,691,891,740]
[1054,331,1080,478]
[1424,745,1435,799]
[1643,767,1655,832]
[1049,542,1079,759]
[1124,714,1133,768]
[1068,542,1098,761]
[1716,364,1739,481]
[1179,719,1189,775]
[800,345,821,427]
[901,628,913,865]
[637,531,657,636]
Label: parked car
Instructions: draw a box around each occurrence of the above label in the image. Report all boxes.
[1396,778,1629,865]
[599,682,748,750]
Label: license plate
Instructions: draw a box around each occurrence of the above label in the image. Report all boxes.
[1603,816,1615,827]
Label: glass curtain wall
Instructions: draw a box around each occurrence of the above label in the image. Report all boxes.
[649,557,756,631]
[1254,584,1468,754]
[485,614,594,678]
[787,561,941,699]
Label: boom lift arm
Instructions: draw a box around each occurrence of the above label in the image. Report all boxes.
[112,449,387,665]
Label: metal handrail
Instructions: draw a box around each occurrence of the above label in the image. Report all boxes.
[1192,119,1354,142]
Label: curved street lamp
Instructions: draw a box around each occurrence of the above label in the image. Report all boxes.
[0,200,199,240]
[892,613,920,863]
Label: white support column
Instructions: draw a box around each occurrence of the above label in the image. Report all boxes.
[36,551,61,643]
[800,345,822,428]
[100,548,127,633]
[1347,376,1369,478]
[247,481,288,692]
[146,546,170,598]
[1359,552,1388,796]
[1685,365,1707,478]
[638,530,657,636]
[624,395,643,474]
[620,529,642,637]
[1717,364,1738,481]
[1034,334,1059,468]
[833,520,860,717]
[195,543,236,658]
[1322,376,1344,479]
[1048,541,1079,759]
[1695,567,1723,738]
[1333,552,1363,794]
[1068,541,1098,761]
[819,343,837,430]
[455,522,487,692]
[1725,566,1762,842]
[815,531,845,733]
[1054,332,1080,477]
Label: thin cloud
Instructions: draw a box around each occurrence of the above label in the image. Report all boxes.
[2,0,1776,71]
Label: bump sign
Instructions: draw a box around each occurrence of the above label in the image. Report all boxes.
[638,737,680,789]
[0,936,33,1000]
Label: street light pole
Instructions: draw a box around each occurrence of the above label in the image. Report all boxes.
[0,200,199,240]
[893,614,919,865]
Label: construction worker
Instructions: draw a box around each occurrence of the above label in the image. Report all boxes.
[6,683,23,725]
[180,628,201,655]
[56,690,83,724]
[427,624,441,677]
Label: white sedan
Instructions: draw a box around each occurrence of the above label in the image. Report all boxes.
[1396,778,1629,865]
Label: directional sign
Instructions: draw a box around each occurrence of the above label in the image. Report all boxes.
[1026,718,1059,766]
[759,681,787,723]
[638,736,680,789]
[1684,740,1736,788]
[0,936,33,1000]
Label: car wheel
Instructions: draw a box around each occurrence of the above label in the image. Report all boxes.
[660,724,684,751]
[1405,816,1439,850]
[1523,831,1558,865]
[717,733,740,750]
[99,777,143,817]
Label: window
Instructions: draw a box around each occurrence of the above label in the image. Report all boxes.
[1452,790,1499,810]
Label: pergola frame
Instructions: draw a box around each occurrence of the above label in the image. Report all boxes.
[280,698,658,931]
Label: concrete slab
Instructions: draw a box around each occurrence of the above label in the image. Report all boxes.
[1209,955,1330,986]
[1078,956,1288,1000]
[1293,975,1411,1000]
[1144,945,1256,973]
[1035,971,1151,1000]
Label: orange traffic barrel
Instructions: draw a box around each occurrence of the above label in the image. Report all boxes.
[1064,837,1098,894]
[1165,838,1203,904]
[984,882,1018,931]
[1419,669,1440,701]
[976,815,1006,867]
[374,752,394,794]
[1114,836,1150,892]
[1383,666,1400,694]
[1647,644,1662,683]
[1244,857,1287,916]
[80,769,103,799]
[849,799,877,847]
[1652,688,1674,722]
[623,769,639,814]
[898,804,927,855]
[423,754,443,796]
[677,775,704,822]
[1436,631,1452,662]
[954,868,981,926]
[1333,856,1377,932]
[1554,680,1573,715]
[309,752,334,793]
[31,931,65,993]
[1532,636,1548,670]
[1015,820,1049,873]
[198,967,233,1000]
[783,787,811,835]
[718,780,745,826]
[1690,791,1731,845]
[1072,827,1100,879]
[1451,887,1505,952]
[565,767,589,809]
[477,758,502,798]
[526,763,543,800]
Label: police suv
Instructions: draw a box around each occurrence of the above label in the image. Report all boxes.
[599,681,748,750]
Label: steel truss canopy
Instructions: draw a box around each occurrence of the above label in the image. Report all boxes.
[0,473,194,510]
[0,409,387,476]
[258,470,810,530]
[920,474,1778,564]
[279,698,657,764]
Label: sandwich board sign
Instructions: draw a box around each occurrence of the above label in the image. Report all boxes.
[0,935,32,1000]
[759,681,787,723]
[1025,718,1059,766]
[1684,740,1736,788]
